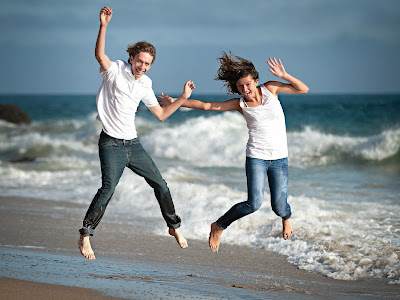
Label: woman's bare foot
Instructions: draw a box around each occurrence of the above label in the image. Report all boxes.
[78,234,96,260]
[168,228,188,249]
[209,222,223,253]
[282,218,293,240]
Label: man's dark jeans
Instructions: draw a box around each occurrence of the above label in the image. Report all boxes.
[79,131,181,236]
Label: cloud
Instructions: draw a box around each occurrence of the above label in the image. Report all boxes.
[100,0,400,46]
[1,0,96,46]
[1,0,399,94]
[2,0,399,48]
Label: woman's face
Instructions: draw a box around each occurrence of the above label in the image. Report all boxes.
[236,75,258,99]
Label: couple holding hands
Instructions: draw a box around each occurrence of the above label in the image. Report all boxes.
[79,7,309,260]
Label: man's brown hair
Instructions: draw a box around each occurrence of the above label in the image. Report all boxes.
[126,41,156,64]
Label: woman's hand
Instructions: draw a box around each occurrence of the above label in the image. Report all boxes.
[158,93,177,107]
[267,57,286,79]
[265,57,309,95]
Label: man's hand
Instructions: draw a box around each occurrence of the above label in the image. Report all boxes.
[100,7,113,26]
[150,81,195,121]
[159,80,195,107]
[182,80,195,99]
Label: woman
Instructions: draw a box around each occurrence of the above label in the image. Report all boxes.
[160,52,309,252]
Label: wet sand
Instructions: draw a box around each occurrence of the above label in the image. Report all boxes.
[0,277,122,300]
[0,196,399,299]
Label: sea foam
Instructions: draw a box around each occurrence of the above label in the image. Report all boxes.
[289,126,400,166]
[142,113,400,169]
[1,110,399,284]
[112,171,400,283]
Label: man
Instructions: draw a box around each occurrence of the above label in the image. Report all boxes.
[78,6,195,260]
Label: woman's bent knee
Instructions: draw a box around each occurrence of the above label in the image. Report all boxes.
[246,198,262,213]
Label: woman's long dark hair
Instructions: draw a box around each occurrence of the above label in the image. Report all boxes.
[215,51,259,94]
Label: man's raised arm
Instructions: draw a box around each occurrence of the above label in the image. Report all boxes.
[95,7,113,71]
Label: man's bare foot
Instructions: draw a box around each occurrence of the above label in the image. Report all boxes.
[78,234,96,260]
[209,222,223,253]
[168,228,188,249]
[282,218,293,240]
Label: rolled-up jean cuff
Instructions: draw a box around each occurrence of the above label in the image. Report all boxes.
[215,221,227,230]
[167,215,181,229]
[168,223,180,229]
[79,227,94,236]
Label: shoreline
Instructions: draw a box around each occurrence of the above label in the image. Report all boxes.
[0,277,123,300]
[0,195,399,299]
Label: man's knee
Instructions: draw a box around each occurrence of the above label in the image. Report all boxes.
[149,177,169,192]
[97,183,117,199]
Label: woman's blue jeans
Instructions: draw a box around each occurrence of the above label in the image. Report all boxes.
[79,131,181,236]
[216,157,291,229]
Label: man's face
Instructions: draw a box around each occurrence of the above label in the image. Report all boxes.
[130,52,154,79]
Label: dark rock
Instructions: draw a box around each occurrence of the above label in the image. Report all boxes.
[0,104,31,124]
[10,156,36,163]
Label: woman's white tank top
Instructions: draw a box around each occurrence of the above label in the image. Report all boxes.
[239,85,288,160]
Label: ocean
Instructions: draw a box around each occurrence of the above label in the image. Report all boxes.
[0,93,399,284]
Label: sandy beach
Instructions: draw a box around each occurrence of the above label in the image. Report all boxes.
[0,195,399,299]
[0,277,122,300]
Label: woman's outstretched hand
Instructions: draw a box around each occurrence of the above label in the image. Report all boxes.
[267,57,286,79]
[158,93,176,107]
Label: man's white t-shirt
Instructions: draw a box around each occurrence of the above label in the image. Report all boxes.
[96,60,159,140]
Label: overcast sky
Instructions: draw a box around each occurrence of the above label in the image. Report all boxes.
[1,0,399,95]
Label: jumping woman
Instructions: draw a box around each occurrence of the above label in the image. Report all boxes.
[160,52,309,252]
